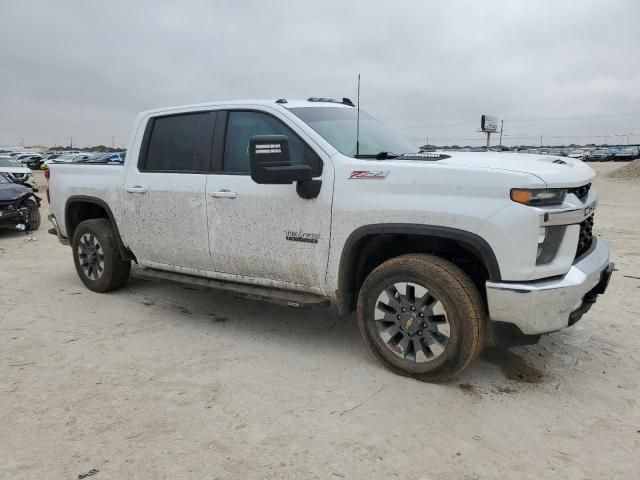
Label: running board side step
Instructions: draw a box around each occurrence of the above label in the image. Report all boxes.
[131,265,330,309]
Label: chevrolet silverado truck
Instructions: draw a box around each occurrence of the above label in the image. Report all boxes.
[47,97,613,382]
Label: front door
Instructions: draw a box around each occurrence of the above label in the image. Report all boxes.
[123,111,217,270]
[206,109,333,290]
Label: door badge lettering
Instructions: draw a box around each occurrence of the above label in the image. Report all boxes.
[286,230,320,244]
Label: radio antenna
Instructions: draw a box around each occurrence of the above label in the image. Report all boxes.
[356,73,361,157]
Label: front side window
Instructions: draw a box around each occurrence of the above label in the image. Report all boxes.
[223,111,322,175]
[288,106,418,158]
[142,112,215,172]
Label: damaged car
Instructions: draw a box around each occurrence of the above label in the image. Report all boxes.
[0,173,41,231]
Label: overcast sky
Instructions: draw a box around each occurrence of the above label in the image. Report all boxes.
[1,0,639,148]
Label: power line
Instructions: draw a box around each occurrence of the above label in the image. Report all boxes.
[398,112,640,131]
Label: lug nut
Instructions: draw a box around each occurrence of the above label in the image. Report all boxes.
[401,307,406,312]
[410,306,416,311]
[419,313,424,318]
[418,330,423,335]
[397,315,401,320]
[422,323,427,328]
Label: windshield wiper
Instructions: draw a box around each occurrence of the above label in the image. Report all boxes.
[355,151,399,159]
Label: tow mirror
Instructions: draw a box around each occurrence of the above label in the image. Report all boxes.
[249,135,312,184]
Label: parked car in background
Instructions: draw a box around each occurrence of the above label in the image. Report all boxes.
[0,173,41,231]
[16,154,45,169]
[0,156,32,184]
[83,152,126,163]
[613,146,639,161]
[545,149,567,157]
[70,154,97,163]
[568,149,592,161]
[588,148,614,161]
[7,151,39,158]
[43,154,81,166]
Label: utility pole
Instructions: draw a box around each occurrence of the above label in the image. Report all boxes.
[70,137,73,148]
[112,136,115,149]
[539,135,543,147]
[20,137,24,147]
[499,120,504,147]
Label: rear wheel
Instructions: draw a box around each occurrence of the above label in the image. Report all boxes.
[357,254,486,382]
[72,219,130,292]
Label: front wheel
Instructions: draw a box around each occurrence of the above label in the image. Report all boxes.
[357,254,486,382]
[72,219,130,292]
[23,198,40,230]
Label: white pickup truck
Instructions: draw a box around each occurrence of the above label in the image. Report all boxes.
[48,97,613,382]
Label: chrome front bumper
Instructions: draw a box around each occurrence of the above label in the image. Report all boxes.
[486,237,612,335]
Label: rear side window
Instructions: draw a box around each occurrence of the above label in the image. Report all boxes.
[142,112,215,172]
[223,111,322,175]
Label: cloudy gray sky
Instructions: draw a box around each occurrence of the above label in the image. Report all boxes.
[1,0,639,148]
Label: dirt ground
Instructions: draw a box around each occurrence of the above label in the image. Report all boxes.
[1,164,639,479]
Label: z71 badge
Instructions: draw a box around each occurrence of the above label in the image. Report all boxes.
[584,201,597,217]
[348,170,389,179]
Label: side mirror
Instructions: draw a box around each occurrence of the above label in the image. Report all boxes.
[249,135,312,184]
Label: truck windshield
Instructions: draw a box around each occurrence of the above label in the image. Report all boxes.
[288,107,418,158]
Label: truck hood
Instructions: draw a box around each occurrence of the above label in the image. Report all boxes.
[393,152,595,187]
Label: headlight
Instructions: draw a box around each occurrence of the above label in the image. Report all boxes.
[510,188,567,206]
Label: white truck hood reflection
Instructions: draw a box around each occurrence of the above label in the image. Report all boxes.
[387,152,595,188]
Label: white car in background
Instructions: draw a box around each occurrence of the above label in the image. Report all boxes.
[613,147,639,161]
[568,149,592,160]
[589,148,614,161]
[0,156,32,183]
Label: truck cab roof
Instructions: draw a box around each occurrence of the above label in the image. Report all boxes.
[139,98,354,117]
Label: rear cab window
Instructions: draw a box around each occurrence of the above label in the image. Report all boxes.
[140,111,217,173]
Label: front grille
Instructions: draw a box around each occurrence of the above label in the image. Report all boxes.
[576,215,594,258]
[569,183,591,202]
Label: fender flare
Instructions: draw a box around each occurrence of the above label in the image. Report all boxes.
[65,195,134,261]
[335,223,502,315]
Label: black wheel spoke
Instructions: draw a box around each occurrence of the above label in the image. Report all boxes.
[77,233,104,281]
[375,281,450,364]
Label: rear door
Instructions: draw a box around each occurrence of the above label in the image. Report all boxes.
[205,109,334,290]
[123,111,217,270]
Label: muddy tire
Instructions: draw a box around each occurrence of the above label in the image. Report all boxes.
[23,199,40,230]
[357,254,485,382]
[72,219,130,293]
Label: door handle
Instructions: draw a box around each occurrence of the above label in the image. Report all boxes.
[210,190,237,199]
[126,186,148,194]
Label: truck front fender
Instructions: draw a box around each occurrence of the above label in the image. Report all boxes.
[335,223,502,315]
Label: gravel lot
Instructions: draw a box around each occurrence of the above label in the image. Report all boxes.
[1,164,639,479]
